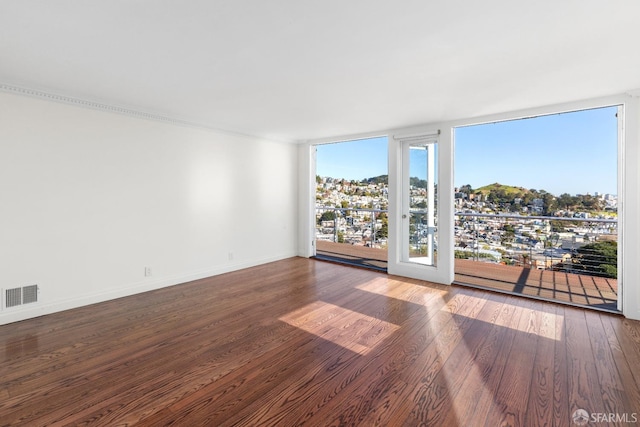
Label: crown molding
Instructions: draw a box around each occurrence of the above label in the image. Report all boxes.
[0,83,198,126]
[0,82,294,144]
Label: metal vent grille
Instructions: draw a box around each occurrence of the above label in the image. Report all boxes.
[3,285,38,309]
[5,288,22,308]
[23,285,38,304]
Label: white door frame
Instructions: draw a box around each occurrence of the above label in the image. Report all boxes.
[387,128,455,285]
[400,139,437,266]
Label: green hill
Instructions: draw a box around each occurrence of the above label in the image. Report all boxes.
[474,183,529,197]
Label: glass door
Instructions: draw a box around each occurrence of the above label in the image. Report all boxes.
[387,130,453,285]
[403,140,437,266]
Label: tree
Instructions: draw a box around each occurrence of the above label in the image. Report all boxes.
[501,224,516,244]
[550,220,566,232]
[542,192,557,215]
[522,191,536,206]
[580,194,604,211]
[558,193,576,210]
[377,212,388,239]
[318,211,336,224]
[459,184,473,194]
[570,241,617,278]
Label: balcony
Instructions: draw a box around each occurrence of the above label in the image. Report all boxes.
[315,208,618,311]
[454,212,617,311]
[315,207,388,271]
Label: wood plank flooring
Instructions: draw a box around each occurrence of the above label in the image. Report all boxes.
[1,257,639,426]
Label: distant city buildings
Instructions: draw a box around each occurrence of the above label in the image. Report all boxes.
[316,177,388,247]
[316,177,618,273]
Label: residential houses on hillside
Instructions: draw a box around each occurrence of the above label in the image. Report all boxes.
[316,177,618,272]
[454,187,617,268]
[316,177,388,247]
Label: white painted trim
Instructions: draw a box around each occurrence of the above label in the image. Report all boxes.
[0,252,297,326]
[306,125,441,147]
[387,135,401,268]
[304,131,390,146]
[0,82,295,144]
[621,94,640,320]
[387,127,455,285]
[297,143,316,257]
[447,94,629,129]
[392,129,441,141]
[617,104,625,313]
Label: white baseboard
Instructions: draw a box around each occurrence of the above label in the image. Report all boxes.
[0,253,297,325]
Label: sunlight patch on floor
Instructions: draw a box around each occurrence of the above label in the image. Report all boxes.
[449,295,563,341]
[355,278,448,306]
[279,301,400,355]
[427,309,489,426]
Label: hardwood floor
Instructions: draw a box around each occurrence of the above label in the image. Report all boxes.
[1,257,639,426]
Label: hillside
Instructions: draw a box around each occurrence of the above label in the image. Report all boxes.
[473,183,529,197]
[364,175,388,185]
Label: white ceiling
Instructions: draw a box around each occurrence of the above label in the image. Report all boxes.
[1,1,639,142]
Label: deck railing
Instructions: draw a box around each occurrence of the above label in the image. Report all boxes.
[315,206,388,248]
[314,208,618,279]
[455,213,618,279]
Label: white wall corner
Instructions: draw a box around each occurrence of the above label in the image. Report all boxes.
[297,143,315,258]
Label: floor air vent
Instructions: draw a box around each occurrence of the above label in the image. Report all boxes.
[4,285,38,308]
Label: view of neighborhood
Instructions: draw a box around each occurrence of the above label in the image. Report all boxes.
[316,175,618,278]
[316,175,389,246]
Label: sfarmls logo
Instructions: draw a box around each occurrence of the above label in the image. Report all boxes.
[572,409,638,425]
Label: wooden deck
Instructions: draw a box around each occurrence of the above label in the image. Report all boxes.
[1,257,638,426]
[316,239,388,270]
[316,240,618,311]
[455,259,617,311]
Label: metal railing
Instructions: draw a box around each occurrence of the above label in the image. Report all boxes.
[316,207,388,248]
[314,208,618,279]
[455,212,618,278]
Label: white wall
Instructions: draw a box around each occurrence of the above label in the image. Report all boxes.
[0,92,299,324]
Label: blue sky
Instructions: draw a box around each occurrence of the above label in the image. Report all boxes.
[316,106,619,196]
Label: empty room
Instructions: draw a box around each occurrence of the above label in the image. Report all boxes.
[2,1,640,425]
